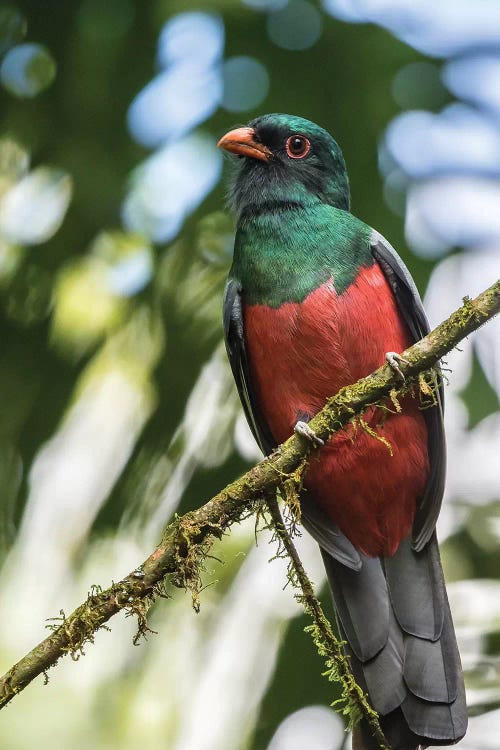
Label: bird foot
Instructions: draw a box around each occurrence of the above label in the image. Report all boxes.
[385,351,410,381]
[294,420,324,447]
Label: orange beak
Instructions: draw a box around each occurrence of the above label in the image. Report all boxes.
[217,127,272,162]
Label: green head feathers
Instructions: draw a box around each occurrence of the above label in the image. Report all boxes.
[222,113,351,220]
[219,113,370,307]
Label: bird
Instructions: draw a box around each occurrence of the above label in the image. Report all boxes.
[217,114,467,750]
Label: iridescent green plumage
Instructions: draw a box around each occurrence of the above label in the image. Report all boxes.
[228,114,373,306]
[220,113,467,750]
[233,203,373,306]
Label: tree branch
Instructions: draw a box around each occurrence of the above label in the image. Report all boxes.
[267,497,390,749]
[0,279,498,713]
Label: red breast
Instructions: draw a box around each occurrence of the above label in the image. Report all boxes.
[244,263,429,557]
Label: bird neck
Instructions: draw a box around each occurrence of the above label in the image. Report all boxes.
[231,203,373,308]
[230,166,350,223]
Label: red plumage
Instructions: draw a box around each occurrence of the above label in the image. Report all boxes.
[244,263,429,556]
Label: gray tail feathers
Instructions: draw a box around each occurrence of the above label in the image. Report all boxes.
[321,533,467,750]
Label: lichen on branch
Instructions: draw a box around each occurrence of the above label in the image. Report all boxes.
[266,496,390,749]
[0,279,498,728]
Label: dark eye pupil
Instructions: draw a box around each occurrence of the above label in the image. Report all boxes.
[286,134,310,158]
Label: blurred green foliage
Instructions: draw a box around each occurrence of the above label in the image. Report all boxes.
[0,2,498,749]
[0,0,423,534]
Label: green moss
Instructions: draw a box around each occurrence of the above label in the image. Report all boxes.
[267,498,389,749]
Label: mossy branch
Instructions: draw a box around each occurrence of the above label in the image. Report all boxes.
[0,279,498,717]
[267,497,390,749]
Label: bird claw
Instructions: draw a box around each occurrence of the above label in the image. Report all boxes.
[294,420,324,447]
[385,351,410,381]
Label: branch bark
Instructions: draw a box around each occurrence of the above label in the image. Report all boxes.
[267,497,390,749]
[0,279,498,713]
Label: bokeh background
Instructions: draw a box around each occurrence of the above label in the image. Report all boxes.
[0,1,499,748]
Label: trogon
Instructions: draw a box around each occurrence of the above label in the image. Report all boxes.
[217,114,467,750]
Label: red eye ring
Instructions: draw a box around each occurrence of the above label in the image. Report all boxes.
[286,135,311,159]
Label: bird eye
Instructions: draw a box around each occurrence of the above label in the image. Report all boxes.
[286,135,310,159]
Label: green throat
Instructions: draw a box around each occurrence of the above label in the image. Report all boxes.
[225,113,374,307]
[231,202,374,308]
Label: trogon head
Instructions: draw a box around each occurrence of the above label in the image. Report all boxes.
[218,113,350,219]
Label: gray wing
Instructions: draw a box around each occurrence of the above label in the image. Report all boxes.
[223,277,275,455]
[370,231,446,552]
[222,276,360,570]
